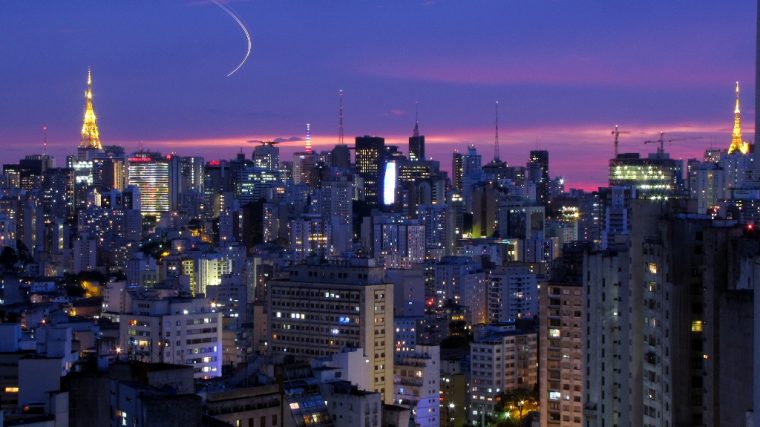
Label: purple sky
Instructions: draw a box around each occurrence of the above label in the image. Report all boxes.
[0,0,756,189]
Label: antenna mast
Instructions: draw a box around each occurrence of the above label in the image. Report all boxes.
[494,101,501,161]
[42,125,48,155]
[338,90,344,145]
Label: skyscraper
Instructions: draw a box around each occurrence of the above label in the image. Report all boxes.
[128,152,171,216]
[528,150,550,205]
[408,108,425,162]
[252,143,279,171]
[608,153,685,200]
[355,136,386,205]
[452,152,464,191]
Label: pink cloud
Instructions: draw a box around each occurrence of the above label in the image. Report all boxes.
[353,50,748,88]
[116,119,744,191]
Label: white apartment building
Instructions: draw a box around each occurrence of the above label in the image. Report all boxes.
[119,296,223,378]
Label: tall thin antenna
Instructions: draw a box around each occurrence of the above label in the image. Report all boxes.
[305,123,312,154]
[42,125,48,155]
[494,101,501,161]
[338,90,344,145]
[413,101,420,138]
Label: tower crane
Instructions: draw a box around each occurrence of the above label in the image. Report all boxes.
[643,132,702,157]
[611,125,630,158]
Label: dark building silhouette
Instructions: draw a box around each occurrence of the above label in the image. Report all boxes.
[355,136,386,206]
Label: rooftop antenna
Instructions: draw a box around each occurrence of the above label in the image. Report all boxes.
[494,101,501,161]
[338,90,344,145]
[42,125,48,155]
[413,101,420,137]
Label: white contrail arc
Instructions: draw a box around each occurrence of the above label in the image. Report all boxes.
[212,0,252,77]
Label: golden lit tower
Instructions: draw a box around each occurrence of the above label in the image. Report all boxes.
[729,81,749,155]
[79,68,103,150]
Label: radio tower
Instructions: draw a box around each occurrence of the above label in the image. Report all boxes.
[42,125,48,155]
[305,123,313,154]
[338,89,344,145]
[494,101,501,162]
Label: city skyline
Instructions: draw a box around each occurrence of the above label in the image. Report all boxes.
[0,0,757,189]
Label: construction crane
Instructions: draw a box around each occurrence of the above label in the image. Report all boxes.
[643,132,702,157]
[611,125,630,158]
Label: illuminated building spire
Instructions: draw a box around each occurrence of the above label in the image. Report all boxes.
[729,81,749,154]
[305,123,312,154]
[79,67,103,150]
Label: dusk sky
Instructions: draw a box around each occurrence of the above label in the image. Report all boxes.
[0,0,756,189]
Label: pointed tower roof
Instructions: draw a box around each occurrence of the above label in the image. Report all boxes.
[79,67,103,150]
[729,81,749,155]
[413,101,420,137]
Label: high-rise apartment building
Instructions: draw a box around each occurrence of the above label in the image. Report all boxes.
[267,261,394,403]
[540,281,583,427]
[469,325,538,421]
[119,296,223,379]
[528,150,550,205]
[585,201,755,427]
[290,214,331,262]
[452,152,464,191]
[370,215,425,269]
[394,344,440,427]
[582,249,629,426]
[488,265,539,323]
[179,156,205,195]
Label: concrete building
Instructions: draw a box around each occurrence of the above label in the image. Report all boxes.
[469,326,538,422]
[582,250,629,426]
[203,384,283,427]
[322,380,383,427]
[290,214,331,263]
[267,261,395,403]
[198,252,233,295]
[393,344,440,427]
[585,201,756,427]
[433,256,487,324]
[118,296,223,378]
[368,215,425,269]
[488,265,539,323]
[539,282,583,427]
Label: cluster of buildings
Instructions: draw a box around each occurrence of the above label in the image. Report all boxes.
[3,63,760,427]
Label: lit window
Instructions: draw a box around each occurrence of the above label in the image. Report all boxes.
[691,320,703,333]
[648,263,657,274]
[549,329,560,338]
